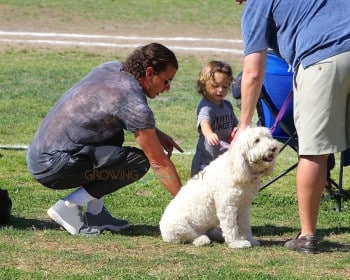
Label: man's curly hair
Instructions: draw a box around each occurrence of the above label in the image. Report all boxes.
[122,43,178,79]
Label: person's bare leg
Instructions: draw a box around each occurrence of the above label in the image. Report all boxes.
[296,154,328,236]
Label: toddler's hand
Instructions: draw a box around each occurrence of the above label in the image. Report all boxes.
[206,133,220,146]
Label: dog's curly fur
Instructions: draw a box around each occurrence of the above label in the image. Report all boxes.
[159,127,280,248]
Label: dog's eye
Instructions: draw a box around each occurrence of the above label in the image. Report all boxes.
[254,138,260,144]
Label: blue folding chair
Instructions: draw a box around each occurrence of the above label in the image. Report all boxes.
[256,52,298,191]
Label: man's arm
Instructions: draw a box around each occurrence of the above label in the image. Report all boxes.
[239,50,267,129]
[135,128,182,196]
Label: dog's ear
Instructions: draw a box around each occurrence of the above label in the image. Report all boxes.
[227,136,252,183]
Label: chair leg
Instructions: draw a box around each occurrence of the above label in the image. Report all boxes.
[325,174,350,212]
[324,151,350,212]
[326,178,342,212]
[259,162,298,192]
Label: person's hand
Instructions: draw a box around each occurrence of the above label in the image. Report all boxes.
[236,0,246,4]
[205,132,220,146]
[232,125,250,142]
[156,129,184,158]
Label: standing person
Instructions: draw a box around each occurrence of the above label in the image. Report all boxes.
[191,61,238,176]
[235,0,350,253]
[27,43,183,236]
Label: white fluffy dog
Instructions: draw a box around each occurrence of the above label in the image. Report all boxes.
[159,127,280,248]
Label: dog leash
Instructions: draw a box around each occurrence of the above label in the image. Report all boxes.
[227,88,293,143]
[269,89,293,134]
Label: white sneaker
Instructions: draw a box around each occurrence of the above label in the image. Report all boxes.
[47,200,99,236]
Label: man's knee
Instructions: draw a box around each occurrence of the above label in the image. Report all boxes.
[127,147,150,173]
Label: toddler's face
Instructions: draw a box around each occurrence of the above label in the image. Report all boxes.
[205,72,231,105]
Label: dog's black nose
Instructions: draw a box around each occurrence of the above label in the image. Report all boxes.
[271,147,277,153]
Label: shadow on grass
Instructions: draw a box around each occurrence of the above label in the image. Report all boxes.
[120,224,160,237]
[317,227,350,253]
[4,215,161,236]
[253,224,350,252]
[3,215,59,231]
[4,217,349,252]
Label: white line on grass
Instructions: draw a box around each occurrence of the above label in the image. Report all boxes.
[0,38,242,54]
[0,31,243,54]
[0,31,243,43]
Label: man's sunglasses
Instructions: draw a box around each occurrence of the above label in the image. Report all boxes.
[159,73,173,87]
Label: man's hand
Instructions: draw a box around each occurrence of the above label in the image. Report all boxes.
[156,129,184,158]
[232,125,250,142]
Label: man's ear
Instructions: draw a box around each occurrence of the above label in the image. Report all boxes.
[146,66,154,78]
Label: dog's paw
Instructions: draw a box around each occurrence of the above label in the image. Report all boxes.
[193,235,211,246]
[228,240,252,249]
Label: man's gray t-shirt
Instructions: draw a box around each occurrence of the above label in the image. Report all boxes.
[191,98,238,175]
[27,61,155,179]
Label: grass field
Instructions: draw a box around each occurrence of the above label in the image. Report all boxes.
[0,1,350,279]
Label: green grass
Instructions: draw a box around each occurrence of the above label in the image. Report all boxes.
[0,0,242,27]
[1,149,349,279]
[1,1,350,279]
[0,48,241,149]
